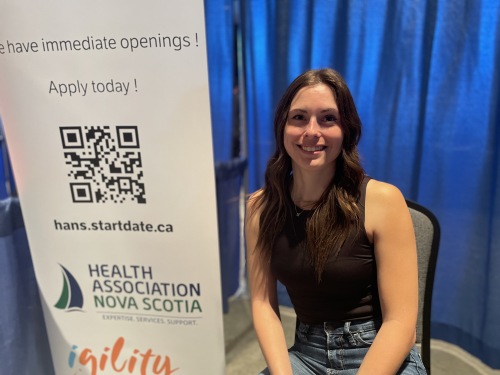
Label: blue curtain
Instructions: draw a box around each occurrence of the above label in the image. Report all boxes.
[205,0,236,162]
[205,0,246,312]
[242,0,500,369]
[0,197,55,374]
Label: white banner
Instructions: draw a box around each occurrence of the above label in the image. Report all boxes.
[0,1,226,374]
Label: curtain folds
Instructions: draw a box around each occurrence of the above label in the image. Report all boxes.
[241,0,500,368]
[0,198,54,374]
[205,0,235,162]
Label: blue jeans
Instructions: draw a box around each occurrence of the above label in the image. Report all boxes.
[259,319,427,374]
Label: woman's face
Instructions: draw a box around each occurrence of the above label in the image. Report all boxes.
[283,83,344,174]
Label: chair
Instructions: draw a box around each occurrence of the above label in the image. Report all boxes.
[406,199,440,374]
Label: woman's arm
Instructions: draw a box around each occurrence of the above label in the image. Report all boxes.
[358,180,419,375]
[245,192,293,375]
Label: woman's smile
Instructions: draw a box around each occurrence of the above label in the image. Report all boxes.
[299,145,327,152]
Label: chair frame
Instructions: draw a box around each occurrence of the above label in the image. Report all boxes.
[406,199,440,374]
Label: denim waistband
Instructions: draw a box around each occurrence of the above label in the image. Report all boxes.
[293,318,383,361]
[297,318,382,336]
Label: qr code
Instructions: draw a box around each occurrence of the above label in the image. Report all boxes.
[60,125,146,204]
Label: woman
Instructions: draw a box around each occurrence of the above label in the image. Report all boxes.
[245,68,427,374]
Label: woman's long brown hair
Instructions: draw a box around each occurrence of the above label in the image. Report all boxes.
[249,68,365,282]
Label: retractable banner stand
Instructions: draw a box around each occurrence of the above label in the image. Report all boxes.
[0,1,226,374]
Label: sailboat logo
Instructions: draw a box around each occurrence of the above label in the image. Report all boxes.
[54,265,84,311]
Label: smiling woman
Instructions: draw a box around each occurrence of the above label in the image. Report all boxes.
[284,84,344,186]
[245,68,427,375]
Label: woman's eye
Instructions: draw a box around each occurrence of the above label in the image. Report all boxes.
[324,115,337,122]
[290,114,306,121]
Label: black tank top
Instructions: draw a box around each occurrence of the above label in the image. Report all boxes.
[271,176,382,324]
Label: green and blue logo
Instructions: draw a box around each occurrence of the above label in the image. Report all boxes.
[54,265,84,311]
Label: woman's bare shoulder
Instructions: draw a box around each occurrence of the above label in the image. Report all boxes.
[365,178,409,236]
[246,188,265,225]
[247,188,265,209]
[366,178,405,205]
[248,188,265,200]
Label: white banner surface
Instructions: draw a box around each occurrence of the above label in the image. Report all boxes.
[0,1,225,374]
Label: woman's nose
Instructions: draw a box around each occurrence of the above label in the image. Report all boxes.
[305,118,320,137]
